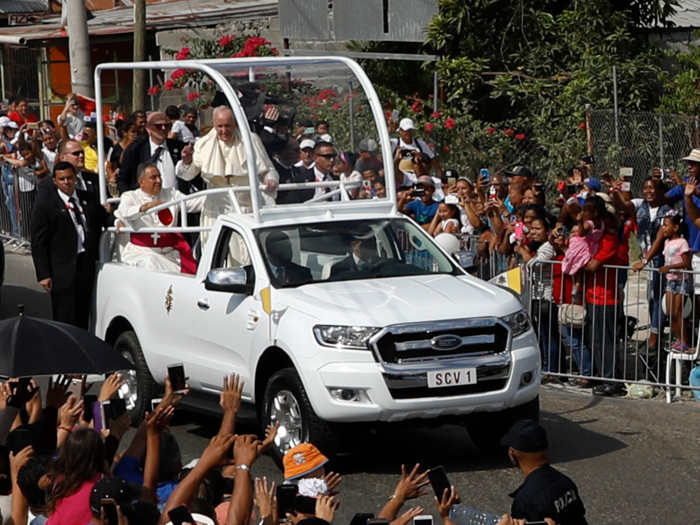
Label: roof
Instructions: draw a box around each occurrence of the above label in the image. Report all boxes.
[0,0,277,45]
[0,0,47,13]
[661,0,700,28]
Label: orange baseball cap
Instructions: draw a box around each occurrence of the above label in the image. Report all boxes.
[283,443,329,480]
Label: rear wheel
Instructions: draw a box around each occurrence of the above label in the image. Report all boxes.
[262,368,336,464]
[465,395,540,454]
[113,330,158,425]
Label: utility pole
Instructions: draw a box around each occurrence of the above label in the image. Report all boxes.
[65,0,93,97]
[132,0,147,112]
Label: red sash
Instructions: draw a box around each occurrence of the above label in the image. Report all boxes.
[130,232,197,275]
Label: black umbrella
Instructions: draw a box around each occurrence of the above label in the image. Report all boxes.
[0,309,135,378]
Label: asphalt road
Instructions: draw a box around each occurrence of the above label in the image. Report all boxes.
[4,250,700,524]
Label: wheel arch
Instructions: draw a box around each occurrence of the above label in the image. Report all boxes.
[254,346,294,412]
[104,316,135,346]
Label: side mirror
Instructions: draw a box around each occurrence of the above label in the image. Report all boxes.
[204,267,254,295]
[452,250,477,270]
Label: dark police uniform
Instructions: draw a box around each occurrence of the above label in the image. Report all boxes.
[510,463,588,525]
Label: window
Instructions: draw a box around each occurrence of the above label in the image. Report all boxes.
[212,228,251,270]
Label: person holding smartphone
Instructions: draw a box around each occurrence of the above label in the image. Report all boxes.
[88,477,140,525]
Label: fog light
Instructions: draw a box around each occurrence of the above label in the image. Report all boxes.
[329,388,368,403]
[521,371,534,386]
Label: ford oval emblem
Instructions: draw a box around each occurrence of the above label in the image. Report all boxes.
[431,334,462,351]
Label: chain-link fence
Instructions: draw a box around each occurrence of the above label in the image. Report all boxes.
[588,109,700,195]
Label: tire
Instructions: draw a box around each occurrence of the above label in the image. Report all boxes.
[113,330,159,425]
[262,367,336,464]
[465,395,540,455]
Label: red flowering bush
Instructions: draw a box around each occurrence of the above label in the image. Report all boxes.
[515,133,526,140]
[425,122,435,133]
[485,127,496,134]
[187,92,200,101]
[147,85,159,95]
[504,128,515,137]
[444,118,455,130]
[164,80,175,91]
[175,47,190,60]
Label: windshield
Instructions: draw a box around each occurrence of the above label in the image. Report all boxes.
[255,218,460,288]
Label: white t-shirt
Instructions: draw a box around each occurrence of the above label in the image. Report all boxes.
[15,157,40,192]
[172,120,195,143]
[390,137,435,159]
[42,146,56,173]
[60,111,85,138]
[631,198,659,222]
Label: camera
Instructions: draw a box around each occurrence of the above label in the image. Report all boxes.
[401,149,414,159]
[413,187,426,198]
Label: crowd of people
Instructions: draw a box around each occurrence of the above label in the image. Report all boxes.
[0,369,585,525]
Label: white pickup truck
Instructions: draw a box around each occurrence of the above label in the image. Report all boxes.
[92,56,540,458]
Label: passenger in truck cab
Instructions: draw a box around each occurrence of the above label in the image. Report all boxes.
[265,231,312,286]
[330,231,379,277]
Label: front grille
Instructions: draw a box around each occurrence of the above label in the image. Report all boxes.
[373,319,509,364]
[388,379,508,399]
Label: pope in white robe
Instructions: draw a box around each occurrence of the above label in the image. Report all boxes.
[179,105,279,243]
[116,164,205,273]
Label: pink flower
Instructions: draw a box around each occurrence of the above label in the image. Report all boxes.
[187,92,200,101]
[175,47,190,60]
[171,69,186,80]
[147,85,160,95]
[425,122,435,133]
[444,118,456,130]
[411,101,422,113]
[164,80,175,91]
[515,133,526,140]
[432,112,441,119]
[485,126,496,135]
[218,35,235,47]
[504,128,515,137]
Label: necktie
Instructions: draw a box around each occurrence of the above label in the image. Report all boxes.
[68,197,87,234]
[150,146,164,164]
[276,266,286,284]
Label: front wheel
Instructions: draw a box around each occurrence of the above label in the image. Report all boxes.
[113,330,158,425]
[262,368,336,464]
[465,395,540,455]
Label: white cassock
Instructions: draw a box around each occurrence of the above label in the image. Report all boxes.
[116,187,205,273]
[179,128,279,244]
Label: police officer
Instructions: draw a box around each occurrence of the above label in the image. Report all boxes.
[501,420,588,525]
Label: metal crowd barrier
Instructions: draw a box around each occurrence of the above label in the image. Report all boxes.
[0,163,36,250]
[525,259,700,402]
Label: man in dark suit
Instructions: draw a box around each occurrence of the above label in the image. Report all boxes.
[118,111,194,195]
[35,139,99,205]
[274,137,309,205]
[291,141,337,203]
[330,234,378,277]
[265,231,312,286]
[31,161,113,329]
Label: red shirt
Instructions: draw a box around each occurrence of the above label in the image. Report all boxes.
[7,111,38,127]
[585,232,621,306]
[617,218,634,265]
[552,253,575,305]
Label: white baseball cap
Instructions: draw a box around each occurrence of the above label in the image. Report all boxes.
[300,139,316,150]
[0,116,18,129]
[399,118,415,131]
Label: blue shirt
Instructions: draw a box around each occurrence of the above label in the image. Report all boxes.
[113,455,178,511]
[406,199,438,224]
[666,185,700,252]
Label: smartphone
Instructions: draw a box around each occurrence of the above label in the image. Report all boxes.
[295,495,317,515]
[101,498,119,525]
[663,168,671,180]
[479,168,490,182]
[488,185,497,200]
[427,466,452,500]
[350,513,375,525]
[391,109,400,123]
[619,166,633,192]
[581,154,595,164]
[66,377,82,399]
[367,519,390,525]
[168,504,194,525]
[566,184,578,195]
[413,187,426,198]
[110,398,127,419]
[514,222,525,240]
[26,122,39,130]
[413,516,433,525]
[401,149,414,159]
[277,484,298,520]
[534,183,544,192]
[83,394,97,423]
[362,180,371,190]
[447,177,456,187]
[8,429,32,455]
[93,401,107,433]
[167,363,187,394]
[151,398,163,412]
[304,127,315,135]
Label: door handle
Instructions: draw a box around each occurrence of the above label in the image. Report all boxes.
[197,299,210,310]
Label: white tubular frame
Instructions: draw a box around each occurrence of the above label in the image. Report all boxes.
[93,56,396,224]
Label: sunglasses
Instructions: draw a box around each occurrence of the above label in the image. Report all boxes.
[151,123,171,130]
[67,150,84,156]
[317,153,337,160]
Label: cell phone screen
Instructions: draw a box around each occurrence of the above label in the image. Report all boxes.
[276,484,298,519]
[350,513,375,525]
[83,394,97,423]
[413,517,433,525]
[168,363,187,393]
[168,504,194,525]
[427,466,452,500]
[101,499,119,525]
[110,398,127,419]
[295,495,317,515]
[8,429,32,455]
[93,401,107,433]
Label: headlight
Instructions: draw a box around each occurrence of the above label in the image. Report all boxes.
[313,325,380,349]
[502,310,531,337]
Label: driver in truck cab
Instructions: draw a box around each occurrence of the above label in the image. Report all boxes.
[330,231,380,276]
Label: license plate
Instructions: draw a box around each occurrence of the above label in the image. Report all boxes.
[427,368,477,388]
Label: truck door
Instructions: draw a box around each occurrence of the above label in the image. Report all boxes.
[184,226,266,396]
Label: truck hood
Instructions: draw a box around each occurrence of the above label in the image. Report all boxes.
[275,274,523,326]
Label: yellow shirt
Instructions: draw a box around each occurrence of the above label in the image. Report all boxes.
[80,142,98,173]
